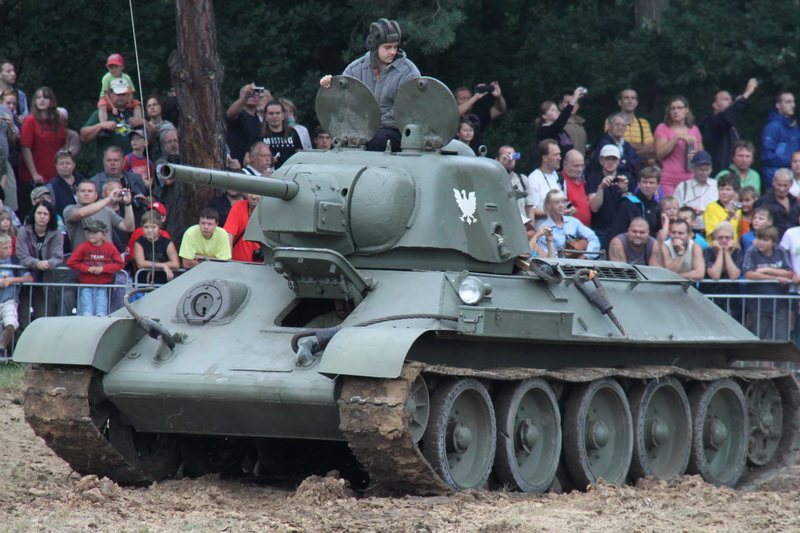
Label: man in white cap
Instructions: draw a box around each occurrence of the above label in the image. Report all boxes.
[586,144,631,246]
[80,77,154,173]
[320,18,420,151]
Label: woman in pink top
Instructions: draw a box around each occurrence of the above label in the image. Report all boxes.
[654,96,703,195]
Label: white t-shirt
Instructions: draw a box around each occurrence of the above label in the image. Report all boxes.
[674,178,718,231]
[780,227,800,292]
[509,172,532,224]
[526,168,563,214]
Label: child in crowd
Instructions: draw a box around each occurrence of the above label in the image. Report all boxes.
[123,129,155,187]
[98,54,141,124]
[0,210,18,255]
[741,207,773,254]
[67,220,124,316]
[743,225,796,340]
[133,210,179,284]
[456,119,476,151]
[0,234,32,353]
[704,173,742,241]
[657,196,679,241]
[676,206,709,249]
[738,186,758,236]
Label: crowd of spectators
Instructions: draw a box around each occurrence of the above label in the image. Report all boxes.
[1,35,800,343]
[491,78,800,340]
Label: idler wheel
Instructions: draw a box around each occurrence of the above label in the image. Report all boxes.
[628,377,691,481]
[494,378,561,493]
[406,374,430,444]
[564,378,633,487]
[688,379,747,487]
[422,378,496,490]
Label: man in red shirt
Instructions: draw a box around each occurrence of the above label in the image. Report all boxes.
[561,149,591,226]
[223,193,262,262]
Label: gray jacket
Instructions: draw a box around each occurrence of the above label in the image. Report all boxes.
[16,225,64,279]
[343,50,420,129]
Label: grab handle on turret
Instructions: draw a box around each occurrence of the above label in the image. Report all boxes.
[158,163,300,200]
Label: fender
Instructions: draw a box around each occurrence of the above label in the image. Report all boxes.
[318,327,428,379]
[13,317,145,372]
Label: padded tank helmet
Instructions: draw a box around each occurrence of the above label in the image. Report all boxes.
[365,18,402,51]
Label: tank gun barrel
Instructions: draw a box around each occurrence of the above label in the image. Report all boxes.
[158,163,299,200]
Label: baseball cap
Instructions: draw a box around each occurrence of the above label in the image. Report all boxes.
[107,54,125,66]
[691,150,712,166]
[84,220,109,233]
[128,128,146,139]
[30,186,51,203]
[110,78,132,95]
[599,144,621,159]
[148,202,167,217]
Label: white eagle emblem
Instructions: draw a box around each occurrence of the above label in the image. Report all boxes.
[453,189,477,224]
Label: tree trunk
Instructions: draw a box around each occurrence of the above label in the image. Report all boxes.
[166,0,225,242]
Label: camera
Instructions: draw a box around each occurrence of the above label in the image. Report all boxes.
[610,177,621,184]
[474,84,494,96]
[511,152,521,160]
[733,202,743,209]
[565,201,574,209]
[253,86,265,94]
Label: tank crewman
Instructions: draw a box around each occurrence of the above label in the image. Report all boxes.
[178,207,232,269]
[319,18,420,152]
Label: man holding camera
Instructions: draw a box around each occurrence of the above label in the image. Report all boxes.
[496,145,532,236]
[226,83,265,165]
[90,146,149,222]
[586,144,631,247]
[455,82,507,153]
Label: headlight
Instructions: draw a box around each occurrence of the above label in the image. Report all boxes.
[458,276,490,305]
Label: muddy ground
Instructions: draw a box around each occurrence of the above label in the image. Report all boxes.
[2,387,800,533]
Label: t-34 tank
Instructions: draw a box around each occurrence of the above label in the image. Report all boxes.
[15,76,800,495]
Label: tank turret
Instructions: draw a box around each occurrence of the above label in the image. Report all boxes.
[160,77,530,274]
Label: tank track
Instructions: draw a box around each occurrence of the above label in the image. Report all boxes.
[22,364,154,485]
[339,362,800,495]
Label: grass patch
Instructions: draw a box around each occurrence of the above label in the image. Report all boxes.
[0,362,25,388]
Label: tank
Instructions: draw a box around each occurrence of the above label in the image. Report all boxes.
[15,76,800,495]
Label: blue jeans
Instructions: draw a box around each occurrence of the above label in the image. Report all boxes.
[78,286,109,316]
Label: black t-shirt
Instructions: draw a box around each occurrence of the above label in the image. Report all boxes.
[226,110,262,165]
[136,235,172,264]
[262,129,303,169]
[34,232,46,260]
[135,235,174,285]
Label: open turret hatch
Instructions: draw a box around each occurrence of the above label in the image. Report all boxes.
[315,76,381,148]
[394,77,459,150]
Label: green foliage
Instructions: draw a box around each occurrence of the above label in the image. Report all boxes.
[4,0,800,174]
[0,362,24,389]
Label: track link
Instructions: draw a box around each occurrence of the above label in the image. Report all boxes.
[22,364,155,485]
